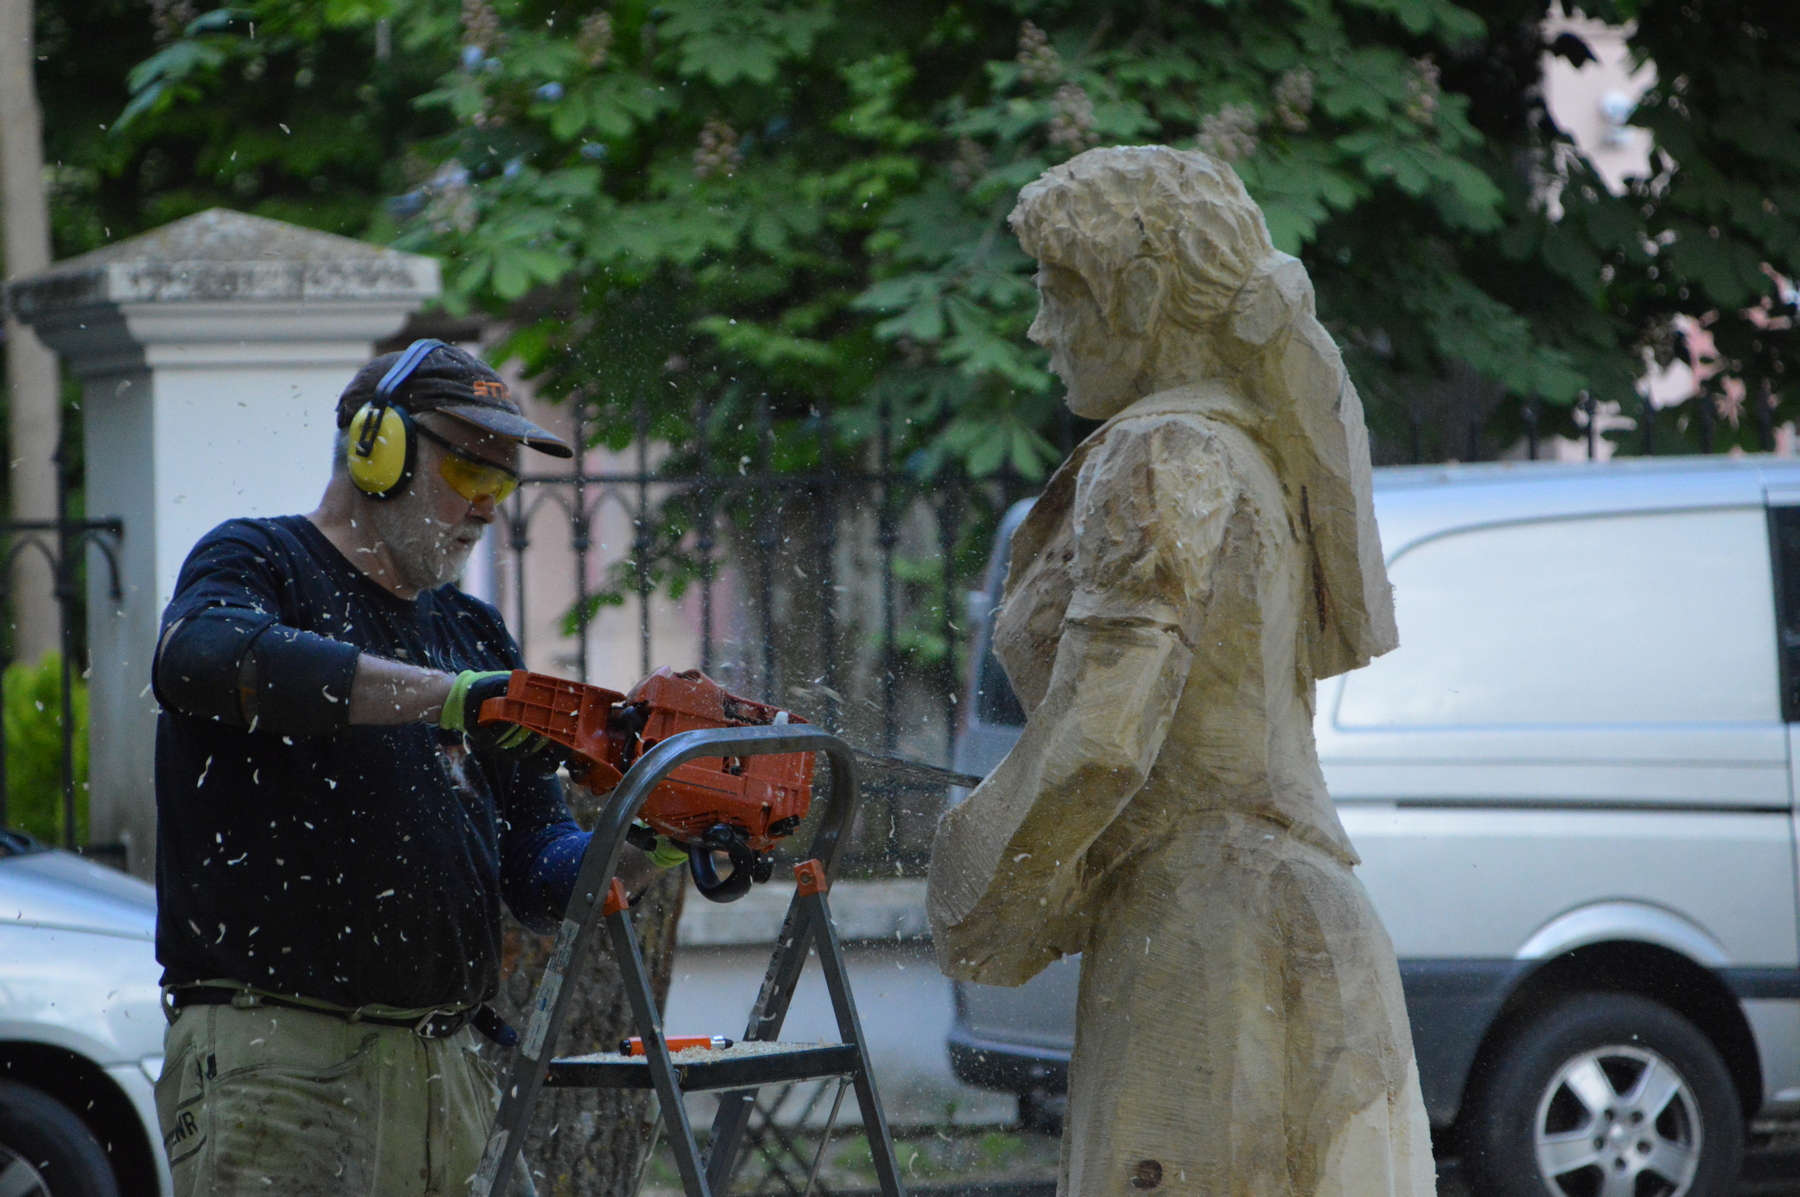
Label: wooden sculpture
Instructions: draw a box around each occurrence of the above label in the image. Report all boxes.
[927,146,1433,1197]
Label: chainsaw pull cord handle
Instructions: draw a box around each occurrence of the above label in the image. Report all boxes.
[689,824,758,903]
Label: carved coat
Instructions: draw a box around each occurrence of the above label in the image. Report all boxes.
[928,384,1434,1197]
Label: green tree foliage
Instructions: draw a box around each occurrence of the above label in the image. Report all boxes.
[3,654,88,845]
[36,0,457,256]
[390,0,1589,473]
[100,0,1800,466]
[1578,0,1800,452]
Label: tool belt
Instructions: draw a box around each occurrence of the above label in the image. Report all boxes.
[164,984,517,1045]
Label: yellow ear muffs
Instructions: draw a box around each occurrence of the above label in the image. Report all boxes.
[346,403,417,500]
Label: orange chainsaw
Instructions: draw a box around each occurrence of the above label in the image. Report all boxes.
[477,667,815,901]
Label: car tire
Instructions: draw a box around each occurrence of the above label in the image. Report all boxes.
[1461,991,1741,1197]
[0,1080,121,1197]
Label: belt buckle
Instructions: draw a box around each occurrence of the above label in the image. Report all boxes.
[229,990,262,1010]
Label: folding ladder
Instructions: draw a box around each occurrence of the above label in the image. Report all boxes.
[471,724,908,1197]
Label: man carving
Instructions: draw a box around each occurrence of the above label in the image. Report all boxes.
[927,146,1434,1196]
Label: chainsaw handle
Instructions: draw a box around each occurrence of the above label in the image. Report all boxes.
[583,725,858,901]
[688,825,758,903]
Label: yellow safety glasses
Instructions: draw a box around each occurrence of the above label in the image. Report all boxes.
[414,424,521,505]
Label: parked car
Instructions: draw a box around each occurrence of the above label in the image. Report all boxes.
[0,831,167,1196]
[948,456,1800,1197]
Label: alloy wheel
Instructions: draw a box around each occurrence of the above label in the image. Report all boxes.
[0,1144,50,1197]
[1533,1044,1701,1197]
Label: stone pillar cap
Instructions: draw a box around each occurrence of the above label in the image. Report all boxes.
[8,208,439,321]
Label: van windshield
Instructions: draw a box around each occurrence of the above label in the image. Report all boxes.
[972,501,1032,728]
[976,641,1026,727]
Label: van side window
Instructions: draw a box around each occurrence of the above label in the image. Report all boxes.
[1337,509,1778,727]
[1768,505,1800,721]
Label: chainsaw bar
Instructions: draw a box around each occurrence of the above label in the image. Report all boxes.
[849,750,984,792]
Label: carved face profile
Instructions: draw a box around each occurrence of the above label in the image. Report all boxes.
[1014,147,1271,420]
[1027,261,1157,419]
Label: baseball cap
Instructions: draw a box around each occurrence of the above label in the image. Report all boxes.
[336,342,574,458]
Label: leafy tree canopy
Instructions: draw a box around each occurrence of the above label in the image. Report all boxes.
[74,0,1800,467]
[38,0,456,251]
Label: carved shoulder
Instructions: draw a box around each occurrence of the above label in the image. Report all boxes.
[1066,413,1242,632]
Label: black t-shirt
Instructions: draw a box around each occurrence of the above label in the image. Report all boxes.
[154,514,587,1009]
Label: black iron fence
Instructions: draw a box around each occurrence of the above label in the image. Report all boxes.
[0,514,122,851]
[0,389,1029,873]
[497,397,1033,877]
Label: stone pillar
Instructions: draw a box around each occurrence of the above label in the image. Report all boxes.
[0,0,62,666]
[8,209,438,875]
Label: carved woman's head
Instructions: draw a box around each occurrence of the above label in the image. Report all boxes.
[1010,146,1274,417]
[1013,146,1399,677]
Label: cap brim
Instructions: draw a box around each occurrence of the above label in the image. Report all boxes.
[435,404,574,458]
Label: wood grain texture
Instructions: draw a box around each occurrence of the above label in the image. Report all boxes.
[928,147,1430,1197]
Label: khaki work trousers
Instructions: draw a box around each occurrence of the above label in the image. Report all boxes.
[156,1001,534,1196]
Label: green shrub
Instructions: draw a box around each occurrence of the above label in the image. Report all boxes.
[3,653,88,845]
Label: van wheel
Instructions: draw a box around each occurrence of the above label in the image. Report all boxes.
[1461,992,1740,1197]
[0,1081,120,1197]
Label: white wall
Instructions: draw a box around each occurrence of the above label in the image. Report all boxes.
[9,211,439,876]
[75,323,405,873]
[25,313,426,875]
[140,355,349,608]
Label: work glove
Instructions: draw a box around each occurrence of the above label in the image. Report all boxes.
[440,669,568,776]
[627,821,691,870]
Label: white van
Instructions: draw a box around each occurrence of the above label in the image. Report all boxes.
[947,457,1800,1197]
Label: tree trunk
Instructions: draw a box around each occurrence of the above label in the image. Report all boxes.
[0,0,59,664]
[489,824,689,1197]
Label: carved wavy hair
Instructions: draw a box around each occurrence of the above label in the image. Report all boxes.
[1010,145,1399,678]
[1008,145,1274,329]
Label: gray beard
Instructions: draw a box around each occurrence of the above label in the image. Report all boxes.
[368,489,483,592]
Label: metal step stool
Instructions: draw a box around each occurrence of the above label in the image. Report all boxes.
[471,725,908,1197]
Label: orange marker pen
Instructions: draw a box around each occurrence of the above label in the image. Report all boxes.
[618,1035,733,1056]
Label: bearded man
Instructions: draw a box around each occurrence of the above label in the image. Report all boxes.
[149,340,654,1196]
